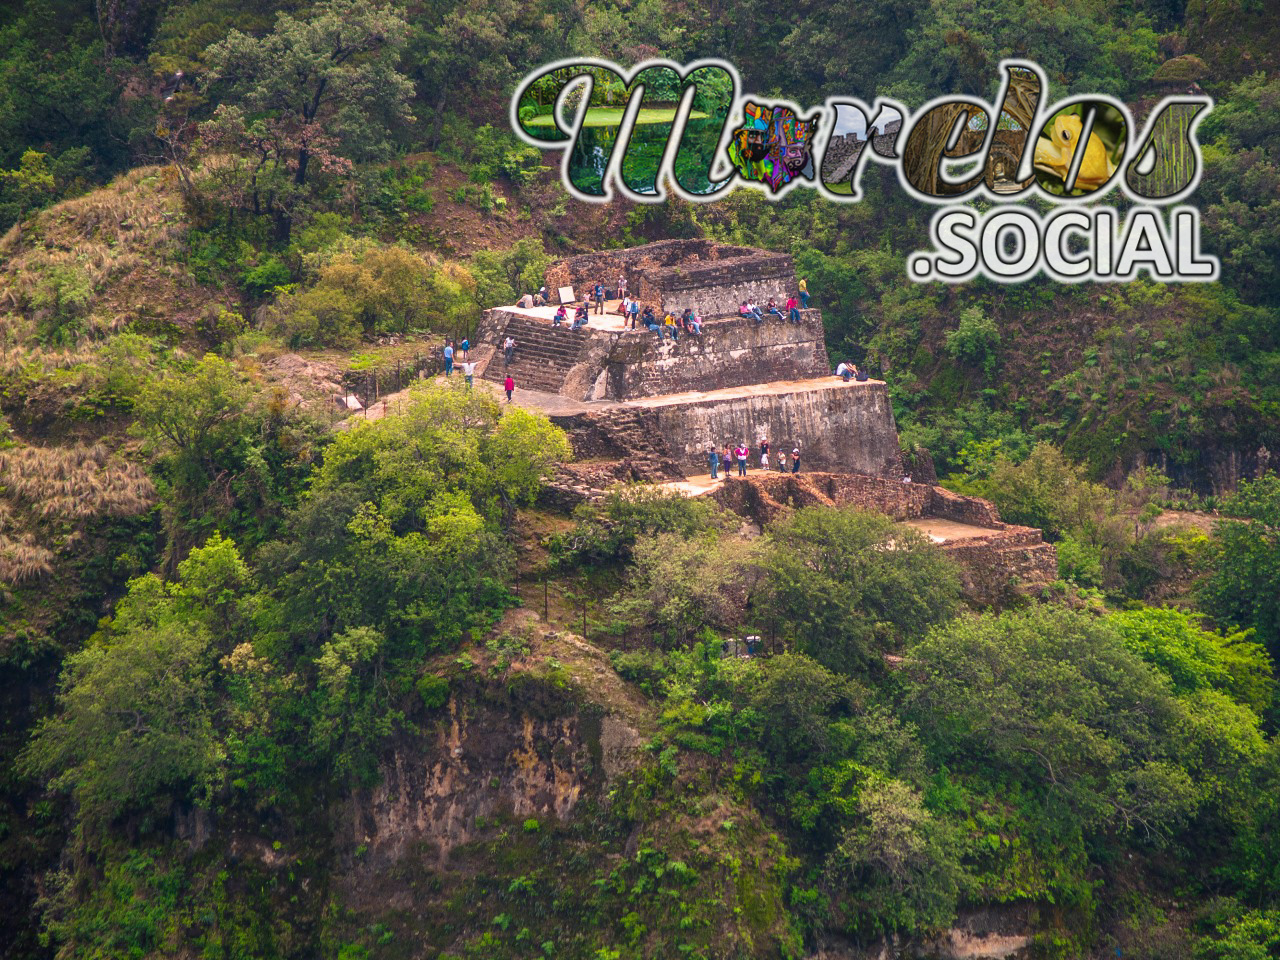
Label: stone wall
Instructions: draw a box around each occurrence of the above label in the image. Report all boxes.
[543,239,801,318]
[708,471,1013,530]
[821,134,866,184]
[602,312,829,400]
[640,380,904,477]
[942,527,1059,604]
[927,484,1003,526]
[656,252,798,319]
[544,238,757,304]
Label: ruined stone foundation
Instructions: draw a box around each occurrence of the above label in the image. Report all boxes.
[473,239,1056,599]
[474,238,904,478]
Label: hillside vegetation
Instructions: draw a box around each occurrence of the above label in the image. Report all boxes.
[2,0,1280,958]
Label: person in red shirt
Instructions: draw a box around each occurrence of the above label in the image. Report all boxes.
[504,375,515,402]
[786,296,800,323]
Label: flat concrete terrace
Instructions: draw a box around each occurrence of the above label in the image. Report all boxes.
[485,373,886,418]
[903,517,1003,543]
[503,302,631,332]
[621,374,884,410]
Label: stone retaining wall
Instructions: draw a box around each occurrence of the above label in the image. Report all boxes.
[543,238,800,318]
[602,313,829,400]
[642,382,903,477]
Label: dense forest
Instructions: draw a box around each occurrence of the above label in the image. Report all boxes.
[2,0,1280,957]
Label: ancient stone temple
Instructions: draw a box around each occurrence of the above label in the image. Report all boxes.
[471,238,902,478]
[469,239,1056,602]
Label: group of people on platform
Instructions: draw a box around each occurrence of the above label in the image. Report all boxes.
[528,275,811,336]
[707,439,800,479]
[552,303,593,330]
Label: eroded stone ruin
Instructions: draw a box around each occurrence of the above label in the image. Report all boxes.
[471,239,1055,602]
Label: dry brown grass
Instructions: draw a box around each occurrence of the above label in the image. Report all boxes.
[0,533,54,583]
[0,443,156,518]
[0,165,207,347]
[0,341,100,377]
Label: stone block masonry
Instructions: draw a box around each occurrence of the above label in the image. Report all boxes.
[600,312,829,400]
[474,306,832,402]
[655,252,796,319]
[543,238,805,318]
[629,378,904,478]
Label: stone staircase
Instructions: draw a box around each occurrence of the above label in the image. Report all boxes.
[586,408,687,482]
[539,406,688,510]
[480,315,590,394]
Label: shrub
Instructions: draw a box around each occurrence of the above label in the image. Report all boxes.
[943,305,1000,376]
[241,255,292,297]
[416,674,450,710]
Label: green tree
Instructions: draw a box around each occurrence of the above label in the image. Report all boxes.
[262,381,568,651]
[729,652,862,763]
[133,354,318,558]
[0,149,54,236]
[1196,909,1280,960]
[21,535,253,831]
[198,0,414,236]
[760,506,961,675]
[943,305,1000,377]
[982,443,1103,539]
[611,531,758,646]
[1201,474,1280,659]
[824,775,963,939]
[905,606,1267,839]
[270,239,436,345]
[553,484,732,566]
[1109,607,1275,715]
[470,237,551,308]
